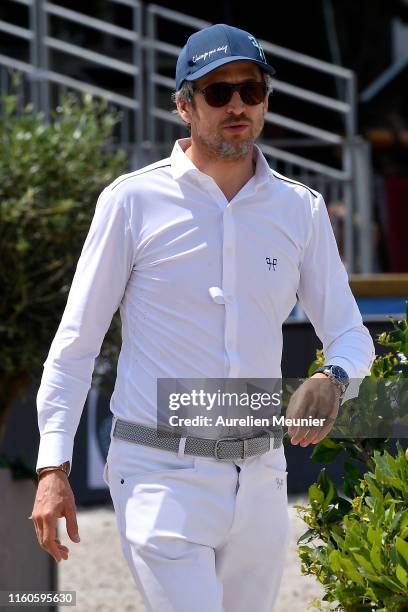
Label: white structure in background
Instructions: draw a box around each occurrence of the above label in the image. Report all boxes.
[0,0,374,273]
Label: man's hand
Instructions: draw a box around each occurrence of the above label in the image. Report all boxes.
[29,471,80,562]
[286,373,341,447]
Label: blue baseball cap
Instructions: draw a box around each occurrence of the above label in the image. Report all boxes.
[175,24,276,91]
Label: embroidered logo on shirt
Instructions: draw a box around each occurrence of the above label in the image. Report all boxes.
[266,257,278,271]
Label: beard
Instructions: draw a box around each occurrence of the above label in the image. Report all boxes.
[192,116,264,161]
[209,137,253,160]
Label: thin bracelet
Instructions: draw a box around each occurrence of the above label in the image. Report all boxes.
[37,463,69,480]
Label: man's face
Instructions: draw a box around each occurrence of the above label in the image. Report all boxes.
[177,61,269,161]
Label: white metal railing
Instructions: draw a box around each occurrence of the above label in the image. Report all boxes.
[0,0,143,147]
[0,0,373,273]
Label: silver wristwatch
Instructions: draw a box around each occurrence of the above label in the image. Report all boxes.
[314,364,349,398]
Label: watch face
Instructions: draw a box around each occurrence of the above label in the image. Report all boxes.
[332,366,348,380]
[330,365,349,385]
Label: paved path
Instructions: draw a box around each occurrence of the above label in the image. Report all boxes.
[59,496,324,611]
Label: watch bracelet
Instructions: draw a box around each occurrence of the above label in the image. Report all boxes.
[323,369,344,395]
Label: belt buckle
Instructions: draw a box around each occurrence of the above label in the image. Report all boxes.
[214,437,236,461]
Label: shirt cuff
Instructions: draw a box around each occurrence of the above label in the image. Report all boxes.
[36,431,74,477]
[322,355,373,380]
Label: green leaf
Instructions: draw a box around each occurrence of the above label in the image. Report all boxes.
[351,552,375,574]
[368,525,383,548]
[309,483,325,507]
[311,439,344,463]
[395,537,408,572]
[339,556,365,585]
[344,461,362,480]
[317,470,337,510]
[399,510,408,531]
[369,544,382,572]
[380,575,405,593]
[328,549,342,573]
[297,528,315,545]
[396,564,407,588]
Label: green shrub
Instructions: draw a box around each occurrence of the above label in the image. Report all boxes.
[296,302,408,611]
[0,85,127,443]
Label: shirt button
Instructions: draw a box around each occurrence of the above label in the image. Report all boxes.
[225,246,233,255]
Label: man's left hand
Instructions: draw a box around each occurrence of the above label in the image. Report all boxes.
[285,373,341,447]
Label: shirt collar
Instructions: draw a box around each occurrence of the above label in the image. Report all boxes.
[170,137,272,190]
[170,137,198,181]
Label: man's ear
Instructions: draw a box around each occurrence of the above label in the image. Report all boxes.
[263,93,269,115]
[176,98,193,128]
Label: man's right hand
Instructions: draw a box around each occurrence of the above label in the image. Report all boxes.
[29,471,80,562]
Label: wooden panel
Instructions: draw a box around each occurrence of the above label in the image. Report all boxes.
[349,274,408,297]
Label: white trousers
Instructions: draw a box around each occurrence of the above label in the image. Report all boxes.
[103,427,290,612]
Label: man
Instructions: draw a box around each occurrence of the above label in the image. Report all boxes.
[31,24,375,612]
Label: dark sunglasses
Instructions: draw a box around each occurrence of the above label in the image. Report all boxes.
[193,80,267,107]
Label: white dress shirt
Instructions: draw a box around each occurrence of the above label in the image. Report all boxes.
[36,137,375,475]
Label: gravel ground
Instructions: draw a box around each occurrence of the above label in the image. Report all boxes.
[58,495,325,612]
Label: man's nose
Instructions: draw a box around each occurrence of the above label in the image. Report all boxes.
[226,90,246,113]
